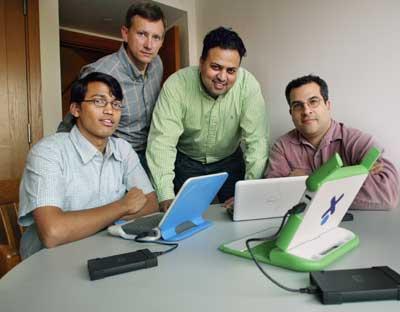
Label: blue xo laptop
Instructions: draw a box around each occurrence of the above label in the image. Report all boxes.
[108,172,228,241]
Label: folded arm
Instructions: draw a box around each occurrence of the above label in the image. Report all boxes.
[351,157,399,210]
[33,187,155,248]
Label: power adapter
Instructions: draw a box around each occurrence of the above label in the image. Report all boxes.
[87,248,158,281]
[310,266,400,304]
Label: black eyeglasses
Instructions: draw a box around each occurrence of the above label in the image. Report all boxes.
[82,98,124,110]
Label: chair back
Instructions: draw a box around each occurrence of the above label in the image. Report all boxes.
[0,179,22,278]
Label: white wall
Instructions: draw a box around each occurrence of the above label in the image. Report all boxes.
[196,0,400,169]
[39,0,62,135]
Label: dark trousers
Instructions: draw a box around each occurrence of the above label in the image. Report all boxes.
[173,148,245,202]
[136,150,151,177]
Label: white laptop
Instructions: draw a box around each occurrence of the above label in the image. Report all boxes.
[229,176,307,221]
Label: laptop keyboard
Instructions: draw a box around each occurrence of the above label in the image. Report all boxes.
[121,213,164,235]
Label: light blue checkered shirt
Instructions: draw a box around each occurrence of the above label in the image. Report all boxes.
[18,125,154,258]
[58,45,163,151]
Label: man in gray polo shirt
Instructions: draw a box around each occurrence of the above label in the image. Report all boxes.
[58,2,165,172]
[19,72,158,259]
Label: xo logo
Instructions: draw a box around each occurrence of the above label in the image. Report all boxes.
[321,194,344,225]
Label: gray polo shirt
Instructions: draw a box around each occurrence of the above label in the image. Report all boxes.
[58,45,163,151]
[18,125,153,258]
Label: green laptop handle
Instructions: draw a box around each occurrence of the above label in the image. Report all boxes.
[306,153,343,192]
[360,146,381,171]
[306,147,381,192]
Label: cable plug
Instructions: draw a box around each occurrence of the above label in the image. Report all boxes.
[299,285,319,294]
[288,202,307,215]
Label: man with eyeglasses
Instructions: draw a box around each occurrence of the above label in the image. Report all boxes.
[58,2,165,173]
[18,72,158,259]
[265,74,399,209]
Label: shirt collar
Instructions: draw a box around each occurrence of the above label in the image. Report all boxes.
[197,67,241,100]
[117,44,158,80]
[318,119,342,147]
[289,119,342,148]
[69,125,122,164]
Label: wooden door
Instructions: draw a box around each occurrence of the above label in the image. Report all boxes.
[159,25,181,84]
[0,0,29,180]
[60,29,120,117]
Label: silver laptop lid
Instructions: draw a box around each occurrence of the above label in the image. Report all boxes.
[233,176,307,221]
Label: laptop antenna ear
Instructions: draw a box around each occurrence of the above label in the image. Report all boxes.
[360,147,381,171]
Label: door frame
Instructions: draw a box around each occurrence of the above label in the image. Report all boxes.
[26,0,42,145]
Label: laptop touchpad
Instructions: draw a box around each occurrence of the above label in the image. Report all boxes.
[175,221,196,234]
[121,213,164,235]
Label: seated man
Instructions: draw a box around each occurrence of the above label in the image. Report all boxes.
[18,72,158,259]
[146,27,269,211]
[265,74,399,209]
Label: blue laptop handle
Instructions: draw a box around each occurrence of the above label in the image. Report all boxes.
[159,172,228,241]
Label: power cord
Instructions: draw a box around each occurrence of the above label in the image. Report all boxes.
[245,202,317,294]
[134,235,179,256]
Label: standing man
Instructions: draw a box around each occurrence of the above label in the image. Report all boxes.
[265,74,399,209]
[146,27,269,211]
[58,2,165,171]
[19,72,158,259]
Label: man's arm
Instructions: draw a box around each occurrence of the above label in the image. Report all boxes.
[340,129,399,210]
[146,74,184,205]
[240,76,269,180]
[122,192,159,219]
[33,187,148,248]
[351,156,399,210]
[264,140,292,178]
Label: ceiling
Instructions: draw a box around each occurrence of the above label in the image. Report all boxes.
[59,0,186,39]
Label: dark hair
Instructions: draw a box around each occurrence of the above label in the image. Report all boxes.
[285,74,329,105]
[70,72,123,104]
[201,27,247,61]
[125,1,166,29]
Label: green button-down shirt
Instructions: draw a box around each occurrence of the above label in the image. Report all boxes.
[146,66,269,202]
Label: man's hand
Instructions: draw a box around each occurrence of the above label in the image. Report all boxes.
[289,169,308,177]
[370,162,384,175]
[160,199,174,212]
[223,197,234,208]
[120,187,148,214]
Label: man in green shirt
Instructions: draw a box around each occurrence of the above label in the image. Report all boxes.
[146,27,269,211]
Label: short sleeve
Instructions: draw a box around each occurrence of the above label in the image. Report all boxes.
[19,144,66,226]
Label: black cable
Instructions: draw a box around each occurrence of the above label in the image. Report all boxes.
[245,203,317,294]
[134,236,179,256]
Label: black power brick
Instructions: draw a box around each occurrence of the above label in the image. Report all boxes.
[87,248,157,281]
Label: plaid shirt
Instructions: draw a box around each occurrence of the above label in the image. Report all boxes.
[58,45,163,151]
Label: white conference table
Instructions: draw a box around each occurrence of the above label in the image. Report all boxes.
[1,205,399,312]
